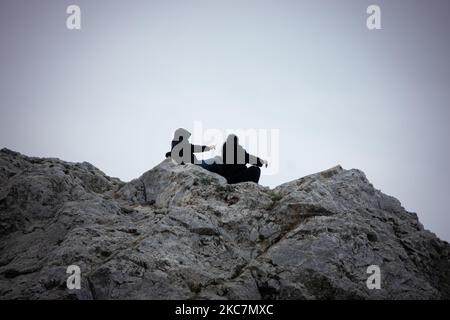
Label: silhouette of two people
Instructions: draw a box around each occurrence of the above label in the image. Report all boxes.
[166,128,268,184]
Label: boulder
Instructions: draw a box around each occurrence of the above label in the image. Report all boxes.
[0,148,449,299]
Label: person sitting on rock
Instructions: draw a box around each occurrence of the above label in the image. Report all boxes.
[165,128,216,165]
[221,134,268,184]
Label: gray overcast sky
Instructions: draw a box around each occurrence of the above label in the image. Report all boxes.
[1,0,449,241]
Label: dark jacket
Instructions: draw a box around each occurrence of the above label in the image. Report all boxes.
[166,137,211,164]
[222,140,264,176]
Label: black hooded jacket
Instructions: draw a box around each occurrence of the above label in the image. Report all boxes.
[167,138,210,164]
[222,136,264,176]
[165,128,211,164]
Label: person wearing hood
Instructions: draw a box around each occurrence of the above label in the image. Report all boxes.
[221,134,268,184]
[165,128,215,165]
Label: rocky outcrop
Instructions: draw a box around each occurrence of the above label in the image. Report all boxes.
[0,148,449,299]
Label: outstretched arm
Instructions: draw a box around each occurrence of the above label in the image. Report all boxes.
[245,151,266,167]
[191,144,215,153]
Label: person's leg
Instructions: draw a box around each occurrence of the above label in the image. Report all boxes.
[223,167,243,184]
[226,166,258,184]
[198,160,215,172]
[198,158,225,177]
[245,166,261,183]
[198,160,209,169]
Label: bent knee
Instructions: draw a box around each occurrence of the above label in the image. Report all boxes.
[248,166,261,174]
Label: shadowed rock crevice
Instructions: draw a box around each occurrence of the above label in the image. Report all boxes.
[0,148,449,300]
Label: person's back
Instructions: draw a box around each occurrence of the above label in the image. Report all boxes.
[222,135,266,184]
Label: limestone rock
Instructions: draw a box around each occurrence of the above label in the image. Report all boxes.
[0,148,449,300]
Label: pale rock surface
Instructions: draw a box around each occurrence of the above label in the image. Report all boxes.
[0,148,449,299]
